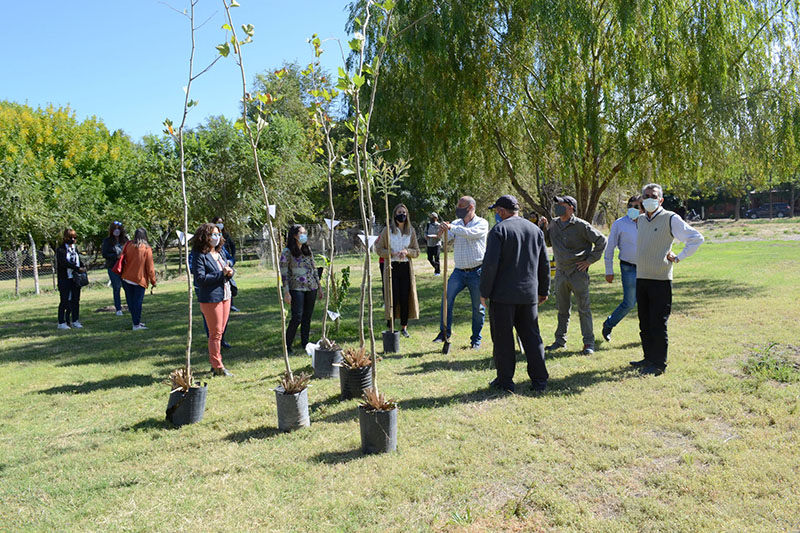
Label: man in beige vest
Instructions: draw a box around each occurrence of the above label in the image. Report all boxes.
[633,183,704,375]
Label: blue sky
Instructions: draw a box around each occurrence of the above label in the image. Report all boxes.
[0,1,351,141]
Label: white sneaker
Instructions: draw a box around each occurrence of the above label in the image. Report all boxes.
[71,321,83,329]
[57,323,71,330]
[132,324,148,330]
[115,310,124,316]
[434,273,441,276]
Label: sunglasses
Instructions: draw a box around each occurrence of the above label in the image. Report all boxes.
[642,194,659,199]
[113,221,122,226]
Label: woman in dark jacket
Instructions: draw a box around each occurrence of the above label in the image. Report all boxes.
[56,228,86,329]
[101,221,128,315]
[192,223,235,377]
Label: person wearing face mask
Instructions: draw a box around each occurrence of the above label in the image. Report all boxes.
[101,221,128,316]
[120,228,157,331]
[280,224,322,354]
[633,183,704,376]
[211,216,238,312]
[423,212,441,275]
[601,195,644,342]
[434,196,489,349]
[480,195,550,393]
[193,223,235,376]
[376,203,421,337]
[56,228,87,329]
[538,195,607,355]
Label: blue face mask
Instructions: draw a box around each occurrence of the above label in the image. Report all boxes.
[210,234,221,246]
[298,233,308,244]
[495,213,503,224]
[627,207,641,220]
[554,204,567,217]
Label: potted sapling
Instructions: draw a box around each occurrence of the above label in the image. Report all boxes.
[374,158,411,354]
[163,0,220,426]
[219,1,309,430]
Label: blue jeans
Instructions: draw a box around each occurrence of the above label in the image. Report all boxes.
[605,262,637,328]
[107,268,123,311]
[122,282,146,326]
[439,267,485,344]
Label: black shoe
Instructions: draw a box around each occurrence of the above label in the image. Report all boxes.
[221,340,232,349]
[401,329,410,338]
[602,322,612,342]
[545,342,564,352]
[470,342,481,350]
[629,359,648,367]
[212,367,234,377]
[433,332,445,343]
[581,344,595,355]
[638,365,665,376]
[530,385,546,396]
[489,378,515,393]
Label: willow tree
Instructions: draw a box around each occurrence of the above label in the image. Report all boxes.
[357,0,800,221]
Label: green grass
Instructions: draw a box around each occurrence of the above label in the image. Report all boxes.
[1,240,800,531]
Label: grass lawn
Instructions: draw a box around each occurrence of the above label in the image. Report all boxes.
[1,238,799,531]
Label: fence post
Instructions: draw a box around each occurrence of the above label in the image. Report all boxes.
[29,233,40,295]
[14,245,21,298]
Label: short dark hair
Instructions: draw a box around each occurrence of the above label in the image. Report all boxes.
[627,195,642,207]
[63,228,77,243]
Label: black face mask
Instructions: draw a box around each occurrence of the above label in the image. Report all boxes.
[554,205,567,217]
[395,213,407,223]
[429,218,436,223]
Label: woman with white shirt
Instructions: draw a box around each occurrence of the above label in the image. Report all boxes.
[55,228,86,329]
[376,203,421,338]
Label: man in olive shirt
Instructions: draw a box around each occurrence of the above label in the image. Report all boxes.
[538,195,607,354]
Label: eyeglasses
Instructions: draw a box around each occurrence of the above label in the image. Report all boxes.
[642,194,659,199]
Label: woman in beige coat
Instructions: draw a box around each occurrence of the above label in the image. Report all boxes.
[376,203,420,337]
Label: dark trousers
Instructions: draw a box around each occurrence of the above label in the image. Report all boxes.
[57,281,81,324]
[636,279,672,368]
[426,245,440,274]
[286,289,316,349]
[123,282,146,326]
[389,261,411,327]
[489,301,548,389]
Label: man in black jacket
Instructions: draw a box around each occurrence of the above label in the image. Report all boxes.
[480,195,551,393]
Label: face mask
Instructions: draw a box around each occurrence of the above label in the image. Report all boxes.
[455,207,468,219]
[430,218,436,223]
[298,233,308,244]
[495,213,503,224]
[68,238,76,245]
[113,229,121,237]
[554,204,567,217]
[210,234,221,246]
[216,223,224,230]
[642,198,660,213]
[627,208,641,220]
[395,213,407,223]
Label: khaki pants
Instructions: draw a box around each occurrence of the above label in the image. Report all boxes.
[554,270,595,347]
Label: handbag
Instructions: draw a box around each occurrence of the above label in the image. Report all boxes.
[112,242,128,275]
[74,271,89,287]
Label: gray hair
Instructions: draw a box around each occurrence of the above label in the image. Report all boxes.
[459,196,476,208]
[641,183,663,198]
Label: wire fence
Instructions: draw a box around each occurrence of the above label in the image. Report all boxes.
[1,221,406,298]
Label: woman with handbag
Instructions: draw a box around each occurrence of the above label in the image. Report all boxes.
[120,228,157,331]
[56,228,87,330]
[280,224,322,354]
[192,223,235,377]
[101,221,128,316]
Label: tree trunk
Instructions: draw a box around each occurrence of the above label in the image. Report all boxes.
[734,197,741,221]
[14,246,21,298]
[29,233,40,295]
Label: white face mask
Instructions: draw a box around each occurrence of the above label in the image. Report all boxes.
[113,229,121,237]
[210,234,221,246]
[216,223,224,230]
[642,198,660,213]
[627,208,641,220]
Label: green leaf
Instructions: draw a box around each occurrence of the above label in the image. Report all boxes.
[221,23,232,31]
[383,0,395,10]
[229,0,240,6]
[352,75,365,88]
[349,38,362,51]
[242,24,255,37]
[316,147,325,155]
[216,43,230,57]
[234,118,246,132]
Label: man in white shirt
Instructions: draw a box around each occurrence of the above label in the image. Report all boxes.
[434,196,489,349]
[601,195,643,342]
[634,183,704,375]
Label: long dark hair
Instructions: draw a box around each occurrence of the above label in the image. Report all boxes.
[193,223,224,254]
[287,224,311,258]
[108,221,128,242]
[132,228,150,248]
[389,203,411,235]
[62,228,77,244]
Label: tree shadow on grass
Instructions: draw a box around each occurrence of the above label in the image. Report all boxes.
[224,425,284,443]
[38,373,160,395]
[309,448,363,464]
[398,356,492,375]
